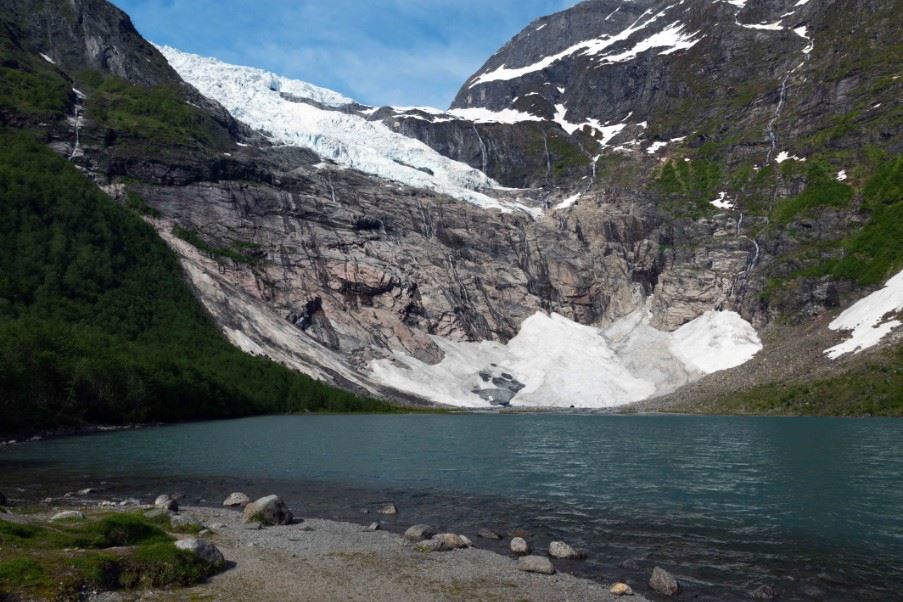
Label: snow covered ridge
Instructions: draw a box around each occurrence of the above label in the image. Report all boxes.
[370,307,762,409]
[157,46,538,216]
[825,270,903,359]
[468,7,702,88]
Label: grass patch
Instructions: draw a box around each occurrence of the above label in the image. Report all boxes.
[704,345,903,416]
[173,225,262,265]
[0,512,220,599]
[773,161,854,224]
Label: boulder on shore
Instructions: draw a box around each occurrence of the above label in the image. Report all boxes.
[223,492,251,508]
[549,540,587,560]
[242,495,293,526]
[611,583,634,596]
[171,514,203,530]
[650,567,681,596]
[517,555,555,575]
[435,533,470,549]
[154,495,179,512]
[143,508,171,520]
[404,524,434,542]
[50,511,86,522]
[510,537,531,556]
[175,538,225,567]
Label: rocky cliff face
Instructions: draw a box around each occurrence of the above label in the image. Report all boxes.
[2,0,900,409]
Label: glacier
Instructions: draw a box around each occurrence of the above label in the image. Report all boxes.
[157,46,538,216]
[370,305,762,409]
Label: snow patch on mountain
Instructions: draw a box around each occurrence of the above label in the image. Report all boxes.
[467,7,698,88]
[825,270,903,359]
[158,46,537,215]
[446,107,544,125]
[370,307,762,408]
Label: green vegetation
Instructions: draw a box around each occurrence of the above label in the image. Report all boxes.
[0,20,71,120]
[0,512,219,599]
[654,143,721,217]
[173,225,262,265]
[703,345,903,416]
[773,160,854,224]
[811,154,903,286]
[0,129,394,435]
[84,74,231,150]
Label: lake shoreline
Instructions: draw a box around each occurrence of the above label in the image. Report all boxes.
[0,498,643,601]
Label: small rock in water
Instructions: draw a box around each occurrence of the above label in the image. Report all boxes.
[171,514,203,530]
[510,537,531,556]
[548,540,587,560]
[619,558,642,570]
[175,538,225,567]
[517,555,555,575]
[364,522,380,532]
[610,583,634,596]
[223,492,251,508]
[377,503,398,515]
[752,584,780,599]
[649,567,681,596]
[799,584,826,599]
[154,495,179,512]
[404,524,434,542]
[242,495,293,526]
[78,488,96,495]
[50,511,86,522]
[477,528,502,540]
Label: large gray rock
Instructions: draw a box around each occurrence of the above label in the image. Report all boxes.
[50,511,86,521]
[223,492,251,508]
[650,567,681,596]
[242,495,293,526]
[404,524,434,542]
[175,538,225,567]
[517,555,555,575]
[154,495,178,512]
[548,540,586,559]
[377,503,398,515]
[170,514,203,530]
[510,537,531,556]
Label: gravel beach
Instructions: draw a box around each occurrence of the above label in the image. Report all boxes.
[159,506,644,601]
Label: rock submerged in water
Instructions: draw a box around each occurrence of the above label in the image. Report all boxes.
[404,524,434,542]
[377,503,398,515]
[477,528,501,540]
[610,583,634,596]
[510,537,531,556]
[175,538,225,567]
[222,492,251,508]
[650,566,681,596]
[242,495,293,526]
[154,494,179,512]
[752,584,780,599]
[517,555,555,575]
[548,540,586,560]
[50,511,86,521]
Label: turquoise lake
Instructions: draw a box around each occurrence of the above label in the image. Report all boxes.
[2,414,901,600]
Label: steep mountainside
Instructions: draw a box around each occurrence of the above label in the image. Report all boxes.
[0,0,900,417]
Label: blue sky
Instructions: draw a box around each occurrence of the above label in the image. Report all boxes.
[112,0,575,108]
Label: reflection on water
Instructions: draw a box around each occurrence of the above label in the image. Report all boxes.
[2,414,901,600]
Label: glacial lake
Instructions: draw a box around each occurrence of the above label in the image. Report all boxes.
[2,414,901,600]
